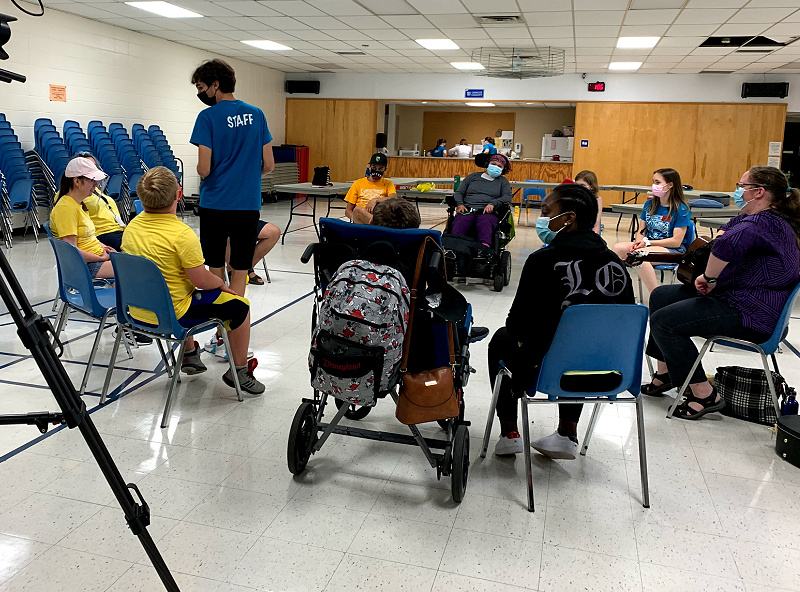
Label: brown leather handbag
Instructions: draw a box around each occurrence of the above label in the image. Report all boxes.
[395,239,460,425]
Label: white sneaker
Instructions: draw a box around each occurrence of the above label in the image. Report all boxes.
[204,335,253,360]
[531,431,578,460]
[494,431,523,456]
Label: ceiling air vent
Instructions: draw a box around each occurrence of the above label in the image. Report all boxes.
[335,51,366,56]
[701,70,734,74]
[307,63,347,70]
[476,15,526,25]
[700,36,786,48]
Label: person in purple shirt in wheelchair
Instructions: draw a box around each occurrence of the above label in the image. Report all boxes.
[644,166,800,420]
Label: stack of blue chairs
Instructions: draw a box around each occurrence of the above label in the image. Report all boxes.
[147,125,182,184]
[131,124,164,170]
[108,123,145,202]
[63,120,93,157]
[0,114,40,245]
[88,121,136,220]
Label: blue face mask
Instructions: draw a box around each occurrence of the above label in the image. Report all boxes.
[486,164,503,178]
[535,212,568,244]
[733,186,757,209]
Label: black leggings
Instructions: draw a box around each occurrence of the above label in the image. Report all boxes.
[647,284,770,386]
[488,327,582,424]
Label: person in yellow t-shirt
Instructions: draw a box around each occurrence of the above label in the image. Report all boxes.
[49,157,114,279]
[344,153,397,224]
[122,166,264,395]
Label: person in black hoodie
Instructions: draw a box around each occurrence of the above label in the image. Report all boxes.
[488,183,635,458]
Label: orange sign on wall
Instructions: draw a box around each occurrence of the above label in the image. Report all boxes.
[49,85,66,102]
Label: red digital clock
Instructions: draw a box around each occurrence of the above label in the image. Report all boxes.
[588,82,605,92]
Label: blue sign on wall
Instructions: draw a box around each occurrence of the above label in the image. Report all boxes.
[465,89,484,98]
[580,139,589,148]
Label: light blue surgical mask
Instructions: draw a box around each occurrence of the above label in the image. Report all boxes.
[535,212,569,244]
[733,186,756,209]
[486,164,503,178]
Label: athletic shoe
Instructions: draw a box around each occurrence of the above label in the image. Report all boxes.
[531,431,578,460]
[223,358,265,395]
[113,328,153,345]
[181,347,207,375]
[204,335,253,360]
[494,431,523,456]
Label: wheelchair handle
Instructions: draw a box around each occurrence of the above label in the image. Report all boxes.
[429,251,442,271]
[300,244,316,264]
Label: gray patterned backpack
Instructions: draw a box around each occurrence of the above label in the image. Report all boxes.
[309,260,410,405]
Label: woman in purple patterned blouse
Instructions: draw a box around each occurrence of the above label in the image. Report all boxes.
[643,166,800,420]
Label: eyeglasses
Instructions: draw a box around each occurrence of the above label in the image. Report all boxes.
[735,183,764,190]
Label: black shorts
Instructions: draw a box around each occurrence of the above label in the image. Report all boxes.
[178,289,249,331]
[198,207,260,270]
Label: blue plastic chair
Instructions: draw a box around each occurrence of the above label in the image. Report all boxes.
[47,236,131,395]
[667,280,800,419]
[101,252,243,426]
[481,304,651,512]
[133,200,144,215]
[637,221,696,302]
[519,179,546,226]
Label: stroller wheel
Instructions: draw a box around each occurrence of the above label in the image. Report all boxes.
[287,401,316,475]
[334,397,372,420]
[493,272,504,292]
[501,251,512,286]
[451,424,470,503]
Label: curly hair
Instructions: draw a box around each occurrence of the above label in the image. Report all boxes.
[191,59,236,93]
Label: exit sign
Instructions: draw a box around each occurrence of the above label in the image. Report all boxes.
[465,89,484,98]
[588,81,605,92]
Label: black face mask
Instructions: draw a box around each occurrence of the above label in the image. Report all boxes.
[197,87,217,106]
[368,168,384,179]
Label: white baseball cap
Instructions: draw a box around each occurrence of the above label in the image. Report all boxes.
[64,157,107,181]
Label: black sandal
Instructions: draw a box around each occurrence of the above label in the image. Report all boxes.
[673,386,725,420]
[247,270,265,286]
[642,372,672,397]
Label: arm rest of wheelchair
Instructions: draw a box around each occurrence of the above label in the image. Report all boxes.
[301,243,316,264]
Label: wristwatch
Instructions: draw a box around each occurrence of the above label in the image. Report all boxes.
[703,274,717,284]
[643,237,651,247]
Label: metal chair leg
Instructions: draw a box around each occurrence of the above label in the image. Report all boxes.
[636,396,650,508]
[51,286,60,312]
[581,403,602,456]
[55,304,70,338]
[760,352,781,419]
[156,339,172,378]
[481,365,508,458]
[101,324,124,404]
[160,339,189,428]
[667,338,713,418]
[79,308,112,395]
[220,326,243,402]
[771,352,780,375]
[262,259,271,283]
[520,395,535,512]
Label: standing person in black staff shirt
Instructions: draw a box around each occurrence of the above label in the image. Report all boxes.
[488,184,635,459]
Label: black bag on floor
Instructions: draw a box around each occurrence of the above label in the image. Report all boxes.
[776,415,800,468]
[715,365,790,426]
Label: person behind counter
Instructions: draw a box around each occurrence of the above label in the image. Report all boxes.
[428,139,447,157]
[448,139,472,158]
[482,137,498,155]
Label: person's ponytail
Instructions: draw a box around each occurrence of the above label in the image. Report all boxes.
[749,166,800,245]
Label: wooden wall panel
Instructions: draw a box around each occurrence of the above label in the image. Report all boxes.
[573,102,786,205]
[286,99,377,183]
[421,112,515,154]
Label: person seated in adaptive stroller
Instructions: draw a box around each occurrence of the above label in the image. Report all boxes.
[488,183,635,458]
[451,153,512,248]
[371,196,420,229]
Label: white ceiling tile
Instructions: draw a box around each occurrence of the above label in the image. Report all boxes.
[647,53,685,60]
[674,8,739,24]
[728,7,797,22]
[764,23,800,35]
[312,39,358,49]
[364,29,410,40]
[340,15,391,28]
[427,14,479,28]
[217,29,257,40]
[54,3,120,19]
[452,38,493,48]
[314,0,372,15]
[405,0,468,14]
[630,0,685,7]
[486,26,531,38]
[298,17,351,28]
[620,24,670,35]
[326,29,375,41]
[96,16,159,30]
[576,48,613,55]
[357,0,417,14]
[745,0,799,6]
[650,46,695,54]
[258,1,327,16]
[529,26,574,39]
[785,11,800,22]
[691,46,736,53]
[214,2,282,16]
[670,66,704,71]
[575,25,621,37]
[713,23,767,34]
[137,16,202,29]
[440,28,489,39]
[639,65,672,71]
[286,29,334,40]
[575,37,619,47]
[576,54,613,62]
[757,53,794,61]
[681,54,719,61]
[253,16,311,28]
[685,0,747,6]
[246,29,299,40]
[574,10,626,25]
[526,11,572,27]
[666,23,720,35]
[517,0,575,10]
[382,15,431,28]
[574,0,629,9]
[624,8,681,24]
[400,28,444,38]
[81,2,151,17]
[382,39,425,49]
[461,0,519,10]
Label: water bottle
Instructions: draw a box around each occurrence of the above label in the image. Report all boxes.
[782,393,798,416]
[454,175,461,192]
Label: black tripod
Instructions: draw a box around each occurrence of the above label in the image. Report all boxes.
[0,249,180,591]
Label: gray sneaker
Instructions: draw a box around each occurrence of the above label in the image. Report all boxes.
[181,347,207,375]
[223,358,265,395]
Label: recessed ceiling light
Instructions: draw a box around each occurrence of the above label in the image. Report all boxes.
[125,1,202,17]
[526,102,533,104]
[466,102,495,107]
[242,40,292,51]
[616,36,660,49]
[609,61,642,70]
[450,62,484,70]
[421,101,428,104]
[416,39,459,50]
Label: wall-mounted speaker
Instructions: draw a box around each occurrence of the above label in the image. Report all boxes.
[376,133,387,148]
[285,80,320,94]
[741,82,789,99]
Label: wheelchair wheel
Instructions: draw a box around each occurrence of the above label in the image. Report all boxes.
[334,397,372,420]
[493,272,504,292]
[501,251,512,286]
[451,424,470,503]
[287,401,316,475]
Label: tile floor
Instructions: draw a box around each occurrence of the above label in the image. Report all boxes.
[0,200,798,592]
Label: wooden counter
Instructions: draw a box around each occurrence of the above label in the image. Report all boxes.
[389,157,573,193]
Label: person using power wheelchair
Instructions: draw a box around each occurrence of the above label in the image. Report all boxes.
[443,153,514,291]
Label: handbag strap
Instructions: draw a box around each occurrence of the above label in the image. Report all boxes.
[400,237,455,372]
